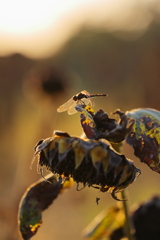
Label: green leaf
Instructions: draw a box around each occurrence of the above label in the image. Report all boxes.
[18,174,74,240]
[126,108,160,173]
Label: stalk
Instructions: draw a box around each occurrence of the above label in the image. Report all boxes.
[120,190,136,240]
[113,142,136,240]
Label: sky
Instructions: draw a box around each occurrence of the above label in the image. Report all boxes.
[0,0,160,58]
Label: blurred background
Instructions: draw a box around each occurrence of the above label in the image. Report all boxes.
[0,0,160,239]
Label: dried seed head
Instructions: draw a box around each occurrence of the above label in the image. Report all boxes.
[35,131,140,200]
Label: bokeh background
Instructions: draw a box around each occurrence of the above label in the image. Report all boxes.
[0,0,160,239]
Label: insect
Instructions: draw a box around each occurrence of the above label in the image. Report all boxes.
[96,197,100,205]
[57,90,107,115]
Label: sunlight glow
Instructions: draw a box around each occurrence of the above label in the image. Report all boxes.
[0,0,88,34]
[0,0,159,58]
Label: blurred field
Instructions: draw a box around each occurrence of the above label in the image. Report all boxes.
[0,20,160,240]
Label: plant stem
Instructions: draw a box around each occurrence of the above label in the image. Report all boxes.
[113,143,136,240]
[120,190,136,240]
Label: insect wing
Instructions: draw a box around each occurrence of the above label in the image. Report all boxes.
[57,97,74,113]
[82,97,94,107]
[67,102,77,115]
[68,98,93,115]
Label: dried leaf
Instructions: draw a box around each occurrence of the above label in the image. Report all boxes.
[126,108,160,173]
[76,105,134,143]
[18,174,74,239]
[75,104,99,139]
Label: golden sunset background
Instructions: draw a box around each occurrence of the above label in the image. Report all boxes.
[0,0,160,239]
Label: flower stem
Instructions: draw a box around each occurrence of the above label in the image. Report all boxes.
[112,142,136,240]
[120,190,136,240]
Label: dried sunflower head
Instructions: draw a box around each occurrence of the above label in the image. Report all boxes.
[34,131,140,200]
